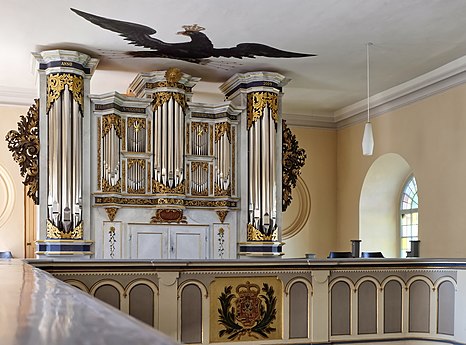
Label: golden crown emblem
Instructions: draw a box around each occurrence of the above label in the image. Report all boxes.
[180,24,205,32]
[236,281,260,297]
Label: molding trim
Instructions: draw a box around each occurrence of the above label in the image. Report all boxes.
[335,55,466,128]
[0,86,37,106]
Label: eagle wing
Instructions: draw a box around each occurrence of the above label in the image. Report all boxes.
[71,8,167,50]
[213,43,315,59]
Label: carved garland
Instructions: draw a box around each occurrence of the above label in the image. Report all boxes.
[5,99,40,204]
[151,92,187,112]
[282,120,306,211]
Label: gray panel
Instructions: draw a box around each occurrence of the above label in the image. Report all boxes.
[409,280,430,333]
[94,284,120,310]
[129,284,154,327]
[331,281,351,336]
[358,281,377,334]
[181,284,202,343]
[437,281,455,335]
[289,282,309,339]
[384,280,402,333]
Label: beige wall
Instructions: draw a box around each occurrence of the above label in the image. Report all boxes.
[0,104,27,258]
[283,126,337,259]
[337,83,466,257]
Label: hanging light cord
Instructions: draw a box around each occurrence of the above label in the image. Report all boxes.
[366,42,373,123]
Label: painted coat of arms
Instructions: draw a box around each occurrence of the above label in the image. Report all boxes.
[210,277,282,342]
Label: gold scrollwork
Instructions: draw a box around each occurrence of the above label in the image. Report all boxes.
[122,161,126,192]
[102,114,122,138]
[152,179,185,194]
[47,73,83,113]
[105,207,119,221]
[247,92,278,130]
[102,178,121,193]
[185,200,236,208]
[127,158,145,169]
[5,99,40,204]
[216,210,229,223]
[215,122,231,143]
[247,223,277,242]
[282,120,306,211]
[192,122,209,137]
[151,92,187,112]
[127,117,146,133]
[214,183,231,196]
[46,219,83,240]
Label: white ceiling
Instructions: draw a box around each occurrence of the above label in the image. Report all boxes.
[2,0,466,126]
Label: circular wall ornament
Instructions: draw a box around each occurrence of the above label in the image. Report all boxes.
[282,176,311,240]
[0,165,15,229]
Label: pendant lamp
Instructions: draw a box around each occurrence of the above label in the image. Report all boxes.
[362,42,374,156]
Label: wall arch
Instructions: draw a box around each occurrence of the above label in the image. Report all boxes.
[359,153,412,257]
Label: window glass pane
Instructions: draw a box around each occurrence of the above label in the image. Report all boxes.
[400,176,418,257]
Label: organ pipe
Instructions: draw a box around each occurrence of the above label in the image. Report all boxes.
[248,104,277,235]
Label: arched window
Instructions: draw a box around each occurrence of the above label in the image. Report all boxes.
[400,175,418,257]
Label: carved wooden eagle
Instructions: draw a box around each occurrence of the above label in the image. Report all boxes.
[71,8,315,63]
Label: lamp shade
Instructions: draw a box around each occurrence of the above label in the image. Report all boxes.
[362,122,374,156]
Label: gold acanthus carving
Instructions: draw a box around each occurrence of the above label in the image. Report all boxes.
[192,122,209,136]
[247,224,277,242]
[147,121,151,152]
[122,119,126,149]
[102,114,122,138]
[152,179,185,194]
[247,92,279,130]
[214,183,231,196]
[5,99,40,204]
[47,219,83,240]
[47,73,84,113]
[102,178,121,193]
[122,161,126,192]
[151,92,187,112]
[215,122,231,142]
[127,117,146,132]
[127,159,146,169]
[216,210,229,223]
[105,207,119,221]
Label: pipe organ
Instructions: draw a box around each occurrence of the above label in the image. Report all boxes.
[33,50,289,259]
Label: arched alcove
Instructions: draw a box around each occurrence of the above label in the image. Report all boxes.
[359,153,411,257]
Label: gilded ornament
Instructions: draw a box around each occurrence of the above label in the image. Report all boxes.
[122,119,126,149]
[102,178,121,193]
[191,162,209,196]
[150,209,187,224]
[145,81,191,92]
[152,179,185,194]
[127,117,146,132]
[102,114,122,138]
[216,210,229,223]
[47,73,84,113]
[5,99,40,204]
[165,67,183,84]
[108,226,116,259]
[215,122,231,142]
[215,183,231,196]
[122,161,126,192]
[247,224,277,241]
[147,121,151,152]
[247,92,279,130]
[282,120,306,211]
[105,207,119,221]
[210,124,214,155]
[46,219,83,240]
[151,92,187,112]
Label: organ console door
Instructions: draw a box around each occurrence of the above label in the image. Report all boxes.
[30,50,292,259]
